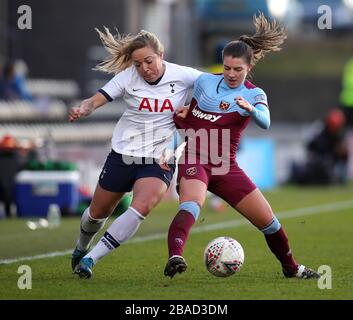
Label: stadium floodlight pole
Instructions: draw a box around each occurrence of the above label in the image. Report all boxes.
[123,0,141,33]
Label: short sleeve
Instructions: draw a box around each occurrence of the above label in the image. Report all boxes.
[194,72,208,90]
[250,87,268,107]
[180,66,203,88]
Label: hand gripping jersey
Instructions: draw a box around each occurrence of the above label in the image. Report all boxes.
[174,73,268,165]
[100,61,202,158]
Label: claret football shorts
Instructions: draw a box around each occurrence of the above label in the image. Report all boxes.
[177,162,256,207]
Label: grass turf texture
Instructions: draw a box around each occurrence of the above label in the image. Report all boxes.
[0,184,352,300]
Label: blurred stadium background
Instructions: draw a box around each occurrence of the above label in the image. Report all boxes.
[1,0,353,300]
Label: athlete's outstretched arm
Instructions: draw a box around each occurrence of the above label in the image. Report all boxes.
[236,96,270,129]
[68,92,108,122]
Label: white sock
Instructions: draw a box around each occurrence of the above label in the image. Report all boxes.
[87,207,145,263]
[76,208,107,251]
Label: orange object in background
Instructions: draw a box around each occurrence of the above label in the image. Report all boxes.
[0,134,17,150]
[325,108,346,133]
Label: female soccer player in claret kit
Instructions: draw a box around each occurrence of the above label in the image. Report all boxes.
[69,28,203,278]
[161,14,320,280]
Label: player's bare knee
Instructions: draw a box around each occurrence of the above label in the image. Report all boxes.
[132,192,163,216]
[89,209,111,220]
[89,203,113,219]
[130,200,153,216]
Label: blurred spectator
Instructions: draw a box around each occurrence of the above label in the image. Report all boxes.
[0,61,32,101]
[0,134,21,218]
[0,134,38,218]
[207,39,229,74]
[340,56,353,126]
[289,109,349,185]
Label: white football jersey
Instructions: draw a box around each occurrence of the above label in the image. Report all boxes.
[100,61,203,158]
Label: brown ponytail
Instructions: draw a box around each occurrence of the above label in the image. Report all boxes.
[223,12,287,66]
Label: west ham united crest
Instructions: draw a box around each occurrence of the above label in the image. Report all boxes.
[186,167,197,176]
[219,100,230,111]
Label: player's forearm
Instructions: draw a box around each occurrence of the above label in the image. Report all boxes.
[91,92,109,110]
[69,92,108,121]
[250,104,271,129]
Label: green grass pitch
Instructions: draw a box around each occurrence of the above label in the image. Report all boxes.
[0,184,352,300]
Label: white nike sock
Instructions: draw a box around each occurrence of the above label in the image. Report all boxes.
[87,207,145,263]
[76,208,107,251]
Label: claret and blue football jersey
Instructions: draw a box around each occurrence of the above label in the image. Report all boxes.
[174,73,269,163]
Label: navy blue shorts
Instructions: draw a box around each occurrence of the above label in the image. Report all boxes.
[98,150,176,192]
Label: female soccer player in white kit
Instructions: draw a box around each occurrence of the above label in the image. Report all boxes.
[69,28,202,278]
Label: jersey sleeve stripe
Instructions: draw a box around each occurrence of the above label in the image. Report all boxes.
[98,89,113,102]
[254,102,268,108]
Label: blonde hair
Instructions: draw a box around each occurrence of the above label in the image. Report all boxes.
[223,12,287,66]
[94,27,164,74]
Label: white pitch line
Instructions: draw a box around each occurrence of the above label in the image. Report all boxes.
[1,199,353,265]
[0,250,73,265]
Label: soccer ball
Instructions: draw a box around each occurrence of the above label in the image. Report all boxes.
[204,236,244,277]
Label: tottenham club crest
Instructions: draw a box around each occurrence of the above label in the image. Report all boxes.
[219,100,230,111]
[186,167,197,176]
